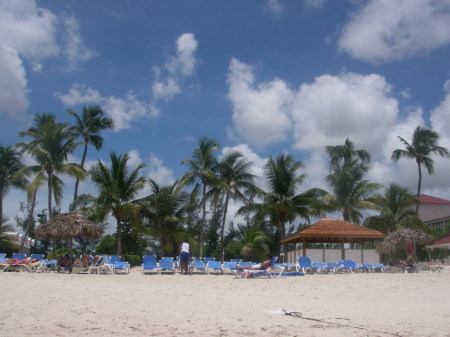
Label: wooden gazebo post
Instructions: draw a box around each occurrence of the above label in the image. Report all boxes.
[341,239,345,261]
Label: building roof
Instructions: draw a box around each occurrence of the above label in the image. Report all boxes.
[281,219,386,244]
[419,194,450,205]
[426,231,450,249]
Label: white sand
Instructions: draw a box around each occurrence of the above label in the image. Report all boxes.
[1,269,449,337]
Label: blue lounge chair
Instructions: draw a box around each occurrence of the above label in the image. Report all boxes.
[193,260,207,273]
[0,253,6,263]
[338,260,358,273]
[296,256,318,274]
[223,261,237,273]
[12,253,26,260]
[113,261,130,274]
[142,255,158,274]
[206,260,223,274]
[159,258,175,274]
[30,254,45,261]
[110,255,121,264]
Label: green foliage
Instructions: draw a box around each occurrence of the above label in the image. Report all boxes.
[224,240,242,260]
[47,247,73,259]
[124,254,141,266]
[95,235,116,255]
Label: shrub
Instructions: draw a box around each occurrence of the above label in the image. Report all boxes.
[124,254,141,267]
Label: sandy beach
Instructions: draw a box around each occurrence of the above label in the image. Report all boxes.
[1,269,449,337]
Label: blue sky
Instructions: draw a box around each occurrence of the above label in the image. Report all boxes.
[2,0,450,232]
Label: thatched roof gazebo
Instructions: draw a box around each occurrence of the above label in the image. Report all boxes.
[36,211,103,240]
[377,228,432,255]
[281,219,386,262]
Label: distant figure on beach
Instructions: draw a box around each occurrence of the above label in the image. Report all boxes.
[401,255,417,273]
[235,255,272,271]
[179,239,191,275]
[71,254,90,268]
[57,254,73,268]
[235,255,273,278]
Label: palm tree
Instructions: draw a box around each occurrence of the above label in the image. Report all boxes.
[364,184,425,233]
[138,179,192,257]
[181,137,219,258]
[208,150,258,262]
[240,228,268,262]
[392,125,449,212]
[0,145,28,229]
[326,140,382,223]
[89,152,146,255]
[17,114,85,219]
[238,154,327,256]
[326,137,371,172]
[68,106,114,203]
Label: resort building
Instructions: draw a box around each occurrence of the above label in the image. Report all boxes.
[417,194,450,233]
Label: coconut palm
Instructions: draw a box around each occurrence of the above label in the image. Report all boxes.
[68,106,114,202]
[326,139,381,224]
[326,137,371,172]
[181,137,219,258]
[364,184,424,233]
[138,179,192,257]
[392,125,449,212]
[241,228,268,262]
[207,150,258,262]
[0,145,28,229]
[17,114,84,219]
[89,152,146,255]
[238,154,327,255]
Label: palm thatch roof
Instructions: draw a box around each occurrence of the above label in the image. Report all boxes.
[281,219,386,244]
[35,211,103,239]
[376,228,432,254]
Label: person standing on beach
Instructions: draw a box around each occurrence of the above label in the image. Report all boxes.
[179,239,191,275]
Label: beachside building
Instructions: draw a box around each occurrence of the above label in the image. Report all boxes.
[4,232,35,255]
[281,219,386,264]
[417,194,450,233]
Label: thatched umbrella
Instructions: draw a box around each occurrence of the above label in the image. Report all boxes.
[36,211,103,240]
[377,228,432,254]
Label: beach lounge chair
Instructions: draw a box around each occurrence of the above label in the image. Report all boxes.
[223,261,237,273]
[203,257,215,265]
[113,261,130,274]
[193,260,207,273]
[158,258,175,274]
[110,255,121,264]
[206,260,223,274]
[0,254,6,263]
[142,255,159,274]
[337,260,358,273]
[296,256,318,274]
[30,254,45,261]
[12,253,26,260]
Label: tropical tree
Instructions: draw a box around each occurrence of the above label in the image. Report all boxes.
[17,114,85,219]
[238,154,327,255]
[392,125,449,212]
[0,145,28,229]
[138,179,192,257]
[240,228,268,262]
[89,152,146,255]
[326,139,382,223]
[207,151,258,262]
[68,106,114,203]
[364,184,425,233]
[181,137,219,258]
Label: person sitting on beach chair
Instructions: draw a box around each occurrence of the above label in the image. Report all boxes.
[235,255,273,278]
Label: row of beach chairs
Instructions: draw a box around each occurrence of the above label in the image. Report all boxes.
[296,256,387,274]
[0,253,130,274]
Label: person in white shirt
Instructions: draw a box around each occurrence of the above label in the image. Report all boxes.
[179,239,191,275]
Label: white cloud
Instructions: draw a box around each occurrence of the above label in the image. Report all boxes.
[56,84,158,131]
[151,33,198,104]
[103,92,155,131]
[266,0,282,15]
[0,1,95,121]
[338,0,450,63]
[291,72,398,155]
[146,153,175,186]
[62,16,97,69]
[0,45,29,122]
[152,77,181,101]
[304,0,327,9]
[55,83,102,106]
[226,58,293,147]
[430,80,450,143]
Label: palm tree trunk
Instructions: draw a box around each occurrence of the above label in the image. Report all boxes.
[73,143,88,203]
[219,193,230,263]
[19,190,37,253]
[416,162,422,214]
[116,217,122,256]
[47,172,53,219]
[199,182,207,258]
[0,185,3,232]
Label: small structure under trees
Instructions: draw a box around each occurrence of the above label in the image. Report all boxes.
[281,219,386,263]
